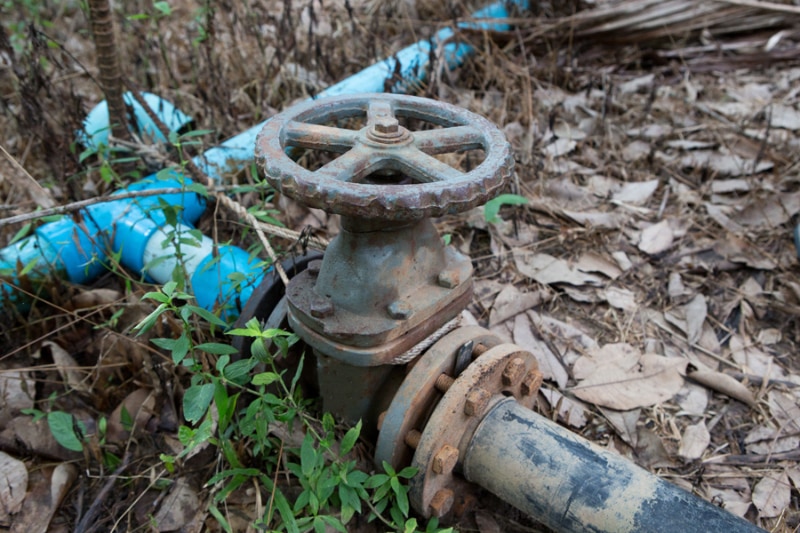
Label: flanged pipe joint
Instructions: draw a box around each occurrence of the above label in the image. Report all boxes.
[253,94,763,532]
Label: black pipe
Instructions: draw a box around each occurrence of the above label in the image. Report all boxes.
[463,398,764,533]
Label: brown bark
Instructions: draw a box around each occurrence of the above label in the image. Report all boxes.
[87,0,130,143]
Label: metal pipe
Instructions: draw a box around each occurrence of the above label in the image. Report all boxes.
[1,0,527,315]
[463,398,763,533]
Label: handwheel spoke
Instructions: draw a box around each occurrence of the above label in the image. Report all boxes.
[412,126,484,155]
[315,145,376,182]
[284,121,357,153]
[394,147,464,183]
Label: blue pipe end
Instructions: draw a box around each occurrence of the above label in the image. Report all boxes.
[80,91,193,152]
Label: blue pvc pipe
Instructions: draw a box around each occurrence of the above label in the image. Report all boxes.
[0,0,527,318]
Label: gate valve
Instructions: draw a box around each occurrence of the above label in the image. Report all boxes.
[255,93,514,368]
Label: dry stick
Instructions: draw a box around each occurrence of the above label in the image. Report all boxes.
[73,451,132,533]
[0,143,55,208]
[124,87,291,286]
[87,0,130,143]
[0,187,211,228]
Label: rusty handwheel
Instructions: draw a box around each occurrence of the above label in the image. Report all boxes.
[255,93,514,221]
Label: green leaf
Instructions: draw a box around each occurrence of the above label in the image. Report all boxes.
[187,305,227,328]
[47,411,83,452]
[153,1,172,15]
[223,358,256,385]
[300,433,316,478]
[483,193,529,224]
[196,342,238,355]
[208,504,232,533]
[9,223,32,245]
[141,290,170,304]
[183,382,215,424]
[252,372,280,386]
[339,420,361,456]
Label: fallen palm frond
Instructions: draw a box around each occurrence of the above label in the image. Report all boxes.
[480,0,800,69]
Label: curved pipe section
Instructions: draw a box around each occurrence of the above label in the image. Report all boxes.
[463,398,763,533]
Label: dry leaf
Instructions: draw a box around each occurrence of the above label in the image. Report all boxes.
[528,311,598,367]
[540,388,587,428]
[0,451,27,525]
[571,343,686,410]
[706,487,752,518]
[561,209,623,229]
[488,285,549,327]
[153,478,199,531]
[512,314,568,389]
[107,388,158,444]
[604,287,637,311]
[43,341,90,394]
[678,421,710,460]
[664,294,707,344]
[10,463,77,533]
[622,140,650,162]
[513,251,603,286]
[576,252,622,279]
[675,150,773,176]
[768,390,800,433]
[0,371,34,427]
[638,220,674,255]
[675,382,709,416]
[543,138,577,158]
[685,364,756,407]
[752,471,790,519]
[600,407,640,447]
[745,425,800,455]
[738,191,800,229]
[612,179,659,205]
[730,335,784,380]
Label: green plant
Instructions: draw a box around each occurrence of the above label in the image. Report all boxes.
[483,193,529,224]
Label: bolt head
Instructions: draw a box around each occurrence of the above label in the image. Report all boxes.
[464,388,491,417]
[437,270,460,289]
[310,299,334,318]
[432,444,459,475]
[521,369,543,396]
[307,260,323,275]
[502,357,526,387]
[429,488,454,518]
[387,300,413,320]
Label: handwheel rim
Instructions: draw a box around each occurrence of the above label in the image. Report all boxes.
[255,93,514,221]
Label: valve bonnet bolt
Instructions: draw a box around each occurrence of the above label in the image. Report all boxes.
[307,260,323,275]
[502,357,526,387]
[464,388,491,417]
[387,300,413,320]
[310,300,334,318]
[521,369,543,396]
[432,445,459,475]
[429,488,455,518]
[437,270,460,289]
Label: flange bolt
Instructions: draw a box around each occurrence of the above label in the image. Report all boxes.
[464,388,491,417]
[502,357,526,387]
[432,445,459,475]
[429,488,455,518]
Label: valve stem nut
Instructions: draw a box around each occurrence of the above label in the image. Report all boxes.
[429,488,455,518]
[387,300,413,320]
[464,388,491,417]
[502,357,526,387]
[437,270,460,289]
[373,115,400,135]
[432,445,459,475]
[521,369,543,396]
[310,299,334,318]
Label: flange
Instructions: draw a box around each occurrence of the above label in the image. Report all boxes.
[375,326,504,471]
[408,342,543,518]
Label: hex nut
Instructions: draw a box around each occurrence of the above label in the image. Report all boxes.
[521,369,544,396]
[387,300,413,320]
[437,270,460,289]
[310,299,334,318]
[429,488,454,518]
[502,357,526,387]
[464,388,491,417]
[373,115,399,135]
[432,444,459,475]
